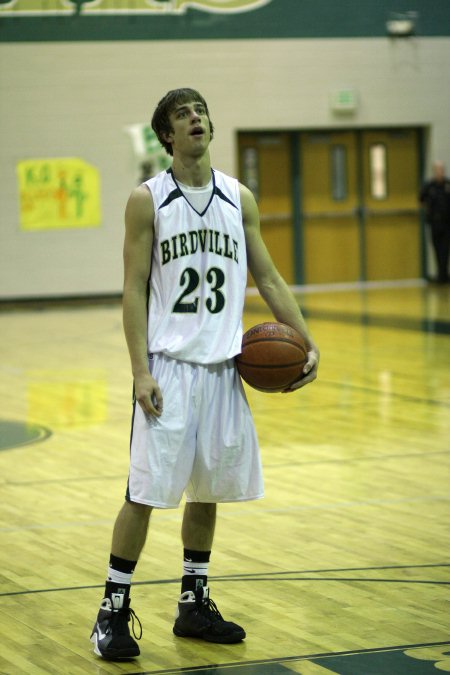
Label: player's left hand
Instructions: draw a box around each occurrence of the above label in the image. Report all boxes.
[283,346,320,392]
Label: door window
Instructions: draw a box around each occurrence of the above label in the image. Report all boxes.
[369,143,388,200]
[331,144,348,201]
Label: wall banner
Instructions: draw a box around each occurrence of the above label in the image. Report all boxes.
[17,157,101,232]
[0,0,273,16]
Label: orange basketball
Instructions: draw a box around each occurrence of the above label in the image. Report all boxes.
[236,322,308,393]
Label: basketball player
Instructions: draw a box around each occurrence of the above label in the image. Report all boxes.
[90,88,320,660]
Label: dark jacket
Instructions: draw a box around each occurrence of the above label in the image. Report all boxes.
[420,178,450,229]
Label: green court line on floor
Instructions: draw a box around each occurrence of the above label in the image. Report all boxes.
[121,640,450,674]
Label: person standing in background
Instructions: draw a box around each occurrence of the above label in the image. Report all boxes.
[420,160,450,284]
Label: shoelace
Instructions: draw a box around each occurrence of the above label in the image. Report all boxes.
[113,606,143,640]
[128,607,143,640]
[198,596,224,622]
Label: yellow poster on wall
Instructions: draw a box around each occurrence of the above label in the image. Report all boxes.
[17,157,101,231]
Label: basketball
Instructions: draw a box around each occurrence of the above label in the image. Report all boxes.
[236,322,308,393]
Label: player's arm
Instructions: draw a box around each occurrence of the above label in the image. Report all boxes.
[123,185,163,416]
[240,183,319,390]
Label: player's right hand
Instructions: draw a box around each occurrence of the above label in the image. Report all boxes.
[134,372,163,417]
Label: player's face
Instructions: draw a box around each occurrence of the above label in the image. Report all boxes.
[165,100,212,157]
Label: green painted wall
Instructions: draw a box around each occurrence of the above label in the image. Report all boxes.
[1,0,450,42]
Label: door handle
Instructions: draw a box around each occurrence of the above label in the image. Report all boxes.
[259,213,292,223]
[303,210,357,219]
[365,208,420,217]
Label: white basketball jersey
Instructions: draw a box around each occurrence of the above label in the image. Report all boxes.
[145,168,247,364]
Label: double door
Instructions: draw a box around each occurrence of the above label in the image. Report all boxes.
[239,129,422,284]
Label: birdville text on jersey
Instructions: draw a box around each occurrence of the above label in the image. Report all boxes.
[160,228,239,265]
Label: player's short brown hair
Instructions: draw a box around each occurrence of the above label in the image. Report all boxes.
[151,88,214,156]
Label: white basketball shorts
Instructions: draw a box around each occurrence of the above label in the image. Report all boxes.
[127,353,264,508]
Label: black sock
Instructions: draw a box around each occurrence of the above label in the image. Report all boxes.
[181,548,211,593]
[104,554,136,606]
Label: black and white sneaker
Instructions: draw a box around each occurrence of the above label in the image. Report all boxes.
[90,596,142,660]
[173,586,245,643]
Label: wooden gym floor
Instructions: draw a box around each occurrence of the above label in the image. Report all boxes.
[0,282,449,675]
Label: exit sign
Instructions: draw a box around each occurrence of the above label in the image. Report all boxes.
[330,88,358,112]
